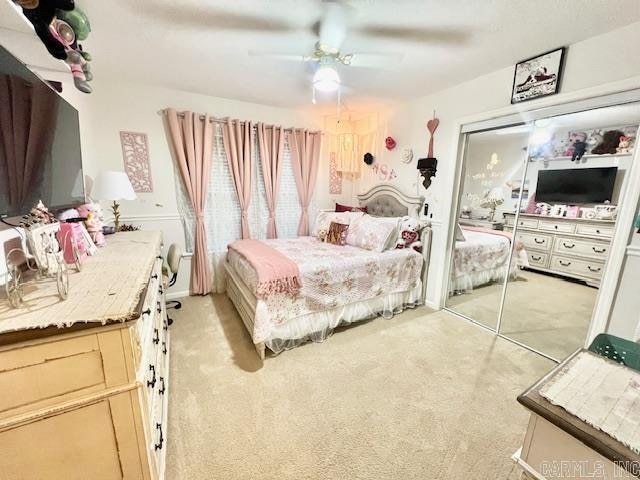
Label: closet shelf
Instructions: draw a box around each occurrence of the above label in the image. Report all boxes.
[530,153,633,162]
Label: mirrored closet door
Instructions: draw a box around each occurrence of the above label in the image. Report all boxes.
[446,101,640,361]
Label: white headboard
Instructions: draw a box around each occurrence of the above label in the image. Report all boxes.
[357,183,424,218]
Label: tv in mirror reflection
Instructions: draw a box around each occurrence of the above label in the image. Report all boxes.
[0,45,84,217]
[535,167,617,204]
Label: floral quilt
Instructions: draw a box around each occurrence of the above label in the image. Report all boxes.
[227,236,423,343]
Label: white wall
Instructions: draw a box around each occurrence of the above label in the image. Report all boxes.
[322,21,640,323]
[55,78,319,296]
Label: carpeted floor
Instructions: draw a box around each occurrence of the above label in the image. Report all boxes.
[447,270,598,360]
[165,294,553,480]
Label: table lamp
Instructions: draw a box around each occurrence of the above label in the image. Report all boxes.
[91,171,136,231]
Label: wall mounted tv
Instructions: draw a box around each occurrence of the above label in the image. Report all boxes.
[0,45,84,218]
[535,167,618,204]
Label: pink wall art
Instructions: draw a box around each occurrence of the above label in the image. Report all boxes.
[329,153,342,194]
[120,131,153,193]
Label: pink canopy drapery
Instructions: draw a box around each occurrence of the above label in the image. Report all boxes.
[256,123,284,239]
[164,109,213,295]
[222,118,254,239]
[288,129,322,236]
[0,74,59,212]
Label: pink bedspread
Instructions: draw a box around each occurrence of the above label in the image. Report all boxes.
[228,239,302,298]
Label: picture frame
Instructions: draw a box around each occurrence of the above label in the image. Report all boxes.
[511,47,565,104]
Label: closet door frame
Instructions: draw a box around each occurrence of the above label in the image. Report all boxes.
[440,87,640,356]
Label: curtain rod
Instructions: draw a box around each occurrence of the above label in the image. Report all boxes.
[158,109,322,135]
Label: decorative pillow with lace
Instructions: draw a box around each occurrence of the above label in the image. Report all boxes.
[312,210,364,238]
[326,222,349,246]
[346,214,400,252]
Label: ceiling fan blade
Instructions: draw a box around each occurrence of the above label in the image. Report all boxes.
[357,25,470,45]
[343,52,404,69]
[132,2,295,33]
[317,1,350,52]
[248,51,309,62]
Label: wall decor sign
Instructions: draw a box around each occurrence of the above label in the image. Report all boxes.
[329,153,342,195]
[511,47,565,104]
[370,163,397,181]
[120,131,153,193]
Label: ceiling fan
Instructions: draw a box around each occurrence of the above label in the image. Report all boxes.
[246,0,468,101]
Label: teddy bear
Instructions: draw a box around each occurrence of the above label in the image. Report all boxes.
[617,136,633,154]
[592,130,625,155]
[395,216,425,252]
[317,228,328,242]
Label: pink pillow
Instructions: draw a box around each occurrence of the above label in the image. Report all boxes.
[335,203,367,213]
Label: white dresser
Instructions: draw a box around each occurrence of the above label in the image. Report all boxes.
[0,231,170,479]
[504,213,615,286]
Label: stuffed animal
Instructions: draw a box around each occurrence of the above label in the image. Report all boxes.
[563,131,587,157]
[571,140,587,162]
[586,129,603,153]
[617,136,633,154]
[395,216,425,252]
[317,228,328,242]
[14,0,93,93]
[77,203,105,246]
[592,130,625,155]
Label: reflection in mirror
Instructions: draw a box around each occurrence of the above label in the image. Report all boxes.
[499,103,640,360]
[446,126,531,330]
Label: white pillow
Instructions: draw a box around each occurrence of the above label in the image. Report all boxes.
[346,215,401,252]
[312,211,363,237]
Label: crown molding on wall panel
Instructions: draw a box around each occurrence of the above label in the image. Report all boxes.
[626,244,640,258]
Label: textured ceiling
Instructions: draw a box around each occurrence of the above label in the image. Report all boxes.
[1,0,640,108]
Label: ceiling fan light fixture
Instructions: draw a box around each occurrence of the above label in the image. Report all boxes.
[313,65,340,92]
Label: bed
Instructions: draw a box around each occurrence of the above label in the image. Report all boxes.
[449,226,528,294]
[225,184,432,359]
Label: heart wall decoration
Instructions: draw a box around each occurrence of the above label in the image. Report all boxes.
[426,116,440,157]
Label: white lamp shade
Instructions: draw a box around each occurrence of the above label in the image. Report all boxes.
[91,171,136,201]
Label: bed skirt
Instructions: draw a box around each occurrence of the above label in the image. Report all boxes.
[264,283,423,354]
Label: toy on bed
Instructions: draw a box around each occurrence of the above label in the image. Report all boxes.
[395,216,426,252]
[14,0,93,93]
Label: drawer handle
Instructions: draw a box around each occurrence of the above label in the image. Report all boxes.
[596,229,601,234]
[153,328,160,345]
[142,308,151,316]
[162,341,167,355]
[588,266,601,273]
[157,303,162,314]
[559,260,571,267]
[154,423,164,451]
[147,365,156,388]
[158,287,164,295]
[163,319,168,332]
[592,247,606,254]
[159,376,166,395]
[151,274,158,280]
[156,255,163,260]
[554,225,558,229]
[562,243,575,249]
[534,238,545,244]
[531,255,542,261]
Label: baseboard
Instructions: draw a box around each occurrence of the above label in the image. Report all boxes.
[424,299,441,310]
[166,290,189,301]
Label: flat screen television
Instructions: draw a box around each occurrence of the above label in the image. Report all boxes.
[535,167,618,204]
[0,45,84,217]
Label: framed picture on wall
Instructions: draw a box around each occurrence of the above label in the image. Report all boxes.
[511,47,565,104]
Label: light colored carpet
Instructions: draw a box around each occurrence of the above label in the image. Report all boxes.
[166,294,553,480]
[447,270,597,360]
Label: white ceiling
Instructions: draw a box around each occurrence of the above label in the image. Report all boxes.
[1,0,640,109]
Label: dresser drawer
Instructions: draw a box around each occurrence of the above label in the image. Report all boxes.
[550,255,604,280]
[538,220,576,234]
[516,232,553,251]
[553,237,610,260]
[514,217,539,229]
[527,252,549,268]
[575,223,614,239]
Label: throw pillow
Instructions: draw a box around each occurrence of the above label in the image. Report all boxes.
[347,215,400,252]
[335,202,368,213]
[326,222,349,246]
[312,211,364,237]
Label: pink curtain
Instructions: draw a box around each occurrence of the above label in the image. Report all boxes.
[289,129,322,236]
[164,109,213,295]
[256,123,284,239]
[0,75,59,212]
[222,119,254,239]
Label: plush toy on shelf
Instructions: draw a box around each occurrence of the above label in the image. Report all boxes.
[13,0,94,93]
[395,216,426,252]
[617,136,633,154]
[592,130,625,155]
